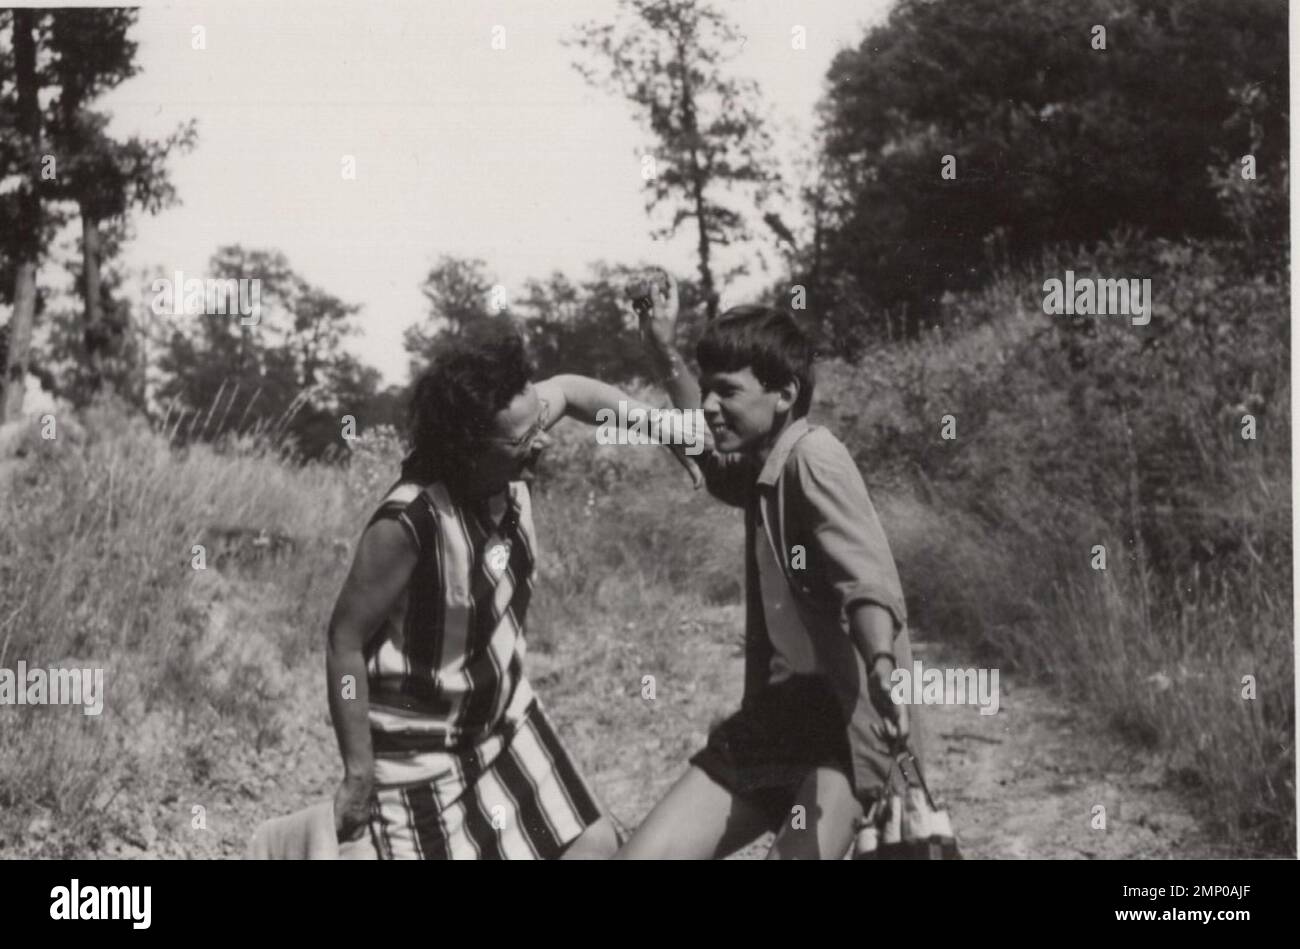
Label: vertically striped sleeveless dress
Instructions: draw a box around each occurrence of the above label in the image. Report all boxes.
[359,479,603,859]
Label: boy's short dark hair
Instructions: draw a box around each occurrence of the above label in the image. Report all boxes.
[402,319,534,483]
[696,305,815,418]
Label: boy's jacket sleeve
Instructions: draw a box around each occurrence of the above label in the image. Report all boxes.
[697,449,751,508]
[789,435,908,633]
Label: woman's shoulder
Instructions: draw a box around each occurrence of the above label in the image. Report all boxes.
[380,479,430,506]
[369,480,427,517]
[365,479,444,548]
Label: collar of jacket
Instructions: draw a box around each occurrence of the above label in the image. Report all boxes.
[756,416,812,487]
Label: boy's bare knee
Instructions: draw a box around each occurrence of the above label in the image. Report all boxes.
[614,828,667,860]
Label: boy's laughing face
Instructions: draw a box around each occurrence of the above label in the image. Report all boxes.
[699,366,795,454]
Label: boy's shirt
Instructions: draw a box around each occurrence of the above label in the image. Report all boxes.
[697,416,919,798]
[754,526,817,680]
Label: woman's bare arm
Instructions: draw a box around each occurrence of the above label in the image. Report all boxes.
[326,518,418,837]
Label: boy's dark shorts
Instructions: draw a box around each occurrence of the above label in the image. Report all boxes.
[689,674,854,827]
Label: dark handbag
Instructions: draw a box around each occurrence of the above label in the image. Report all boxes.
[853,742,962,860]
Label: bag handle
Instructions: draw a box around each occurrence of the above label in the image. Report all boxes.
[890,738,940,812]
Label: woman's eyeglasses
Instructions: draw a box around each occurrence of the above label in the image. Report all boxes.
[479,399,549,453]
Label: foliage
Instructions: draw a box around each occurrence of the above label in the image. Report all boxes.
[155,246,403,460]
[0,9,195,410]
[810,0,1288,342]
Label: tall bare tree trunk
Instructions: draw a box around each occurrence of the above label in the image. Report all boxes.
[676,36,717,321]
[80,206,105,391]
[3,275,37,421]
[2,10,42,422]
[690,162,717,321]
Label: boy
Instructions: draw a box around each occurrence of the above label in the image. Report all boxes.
[618,274,921,860]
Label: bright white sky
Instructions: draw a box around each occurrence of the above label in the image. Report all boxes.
[91,0,892,385]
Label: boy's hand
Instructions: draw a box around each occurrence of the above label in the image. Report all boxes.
[868,656,910,747]
[627,268,679,346]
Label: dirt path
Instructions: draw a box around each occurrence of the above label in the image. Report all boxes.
[913,642,1230,859]
[118,600,1227,859]
[533,609,1230,860]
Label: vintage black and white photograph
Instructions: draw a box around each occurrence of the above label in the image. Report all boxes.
[0,0,1292,883]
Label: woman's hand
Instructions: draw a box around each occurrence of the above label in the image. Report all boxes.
[334,772,375,843]
[662,442,705,490]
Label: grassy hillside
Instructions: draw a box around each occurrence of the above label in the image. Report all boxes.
[821,237,1292,851]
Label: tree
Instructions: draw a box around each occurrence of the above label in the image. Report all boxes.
[42,8,196,399]
[402,255,504,378]
[41,218,150,407]
[812,0,1288,343]
[0,9,195,416]
[0,9,42,421]
[155,246,384,460]
[569,0,780,320]
[519,262,708,382]
[520,264,648,382]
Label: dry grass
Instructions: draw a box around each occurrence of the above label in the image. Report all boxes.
[0,399,366,855]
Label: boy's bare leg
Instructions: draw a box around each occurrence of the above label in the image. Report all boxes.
[765,767,863,860]
[560,816,620,859]
[615,766,772,859]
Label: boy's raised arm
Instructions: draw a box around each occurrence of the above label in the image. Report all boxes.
[631,269,701,412]
[630,270,751,508]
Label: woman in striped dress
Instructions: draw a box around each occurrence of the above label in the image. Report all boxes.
[325,323,701,859]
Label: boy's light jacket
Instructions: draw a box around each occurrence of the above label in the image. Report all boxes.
[699,416,921,798]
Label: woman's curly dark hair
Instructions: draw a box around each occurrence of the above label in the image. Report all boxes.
[401,320,535,484]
